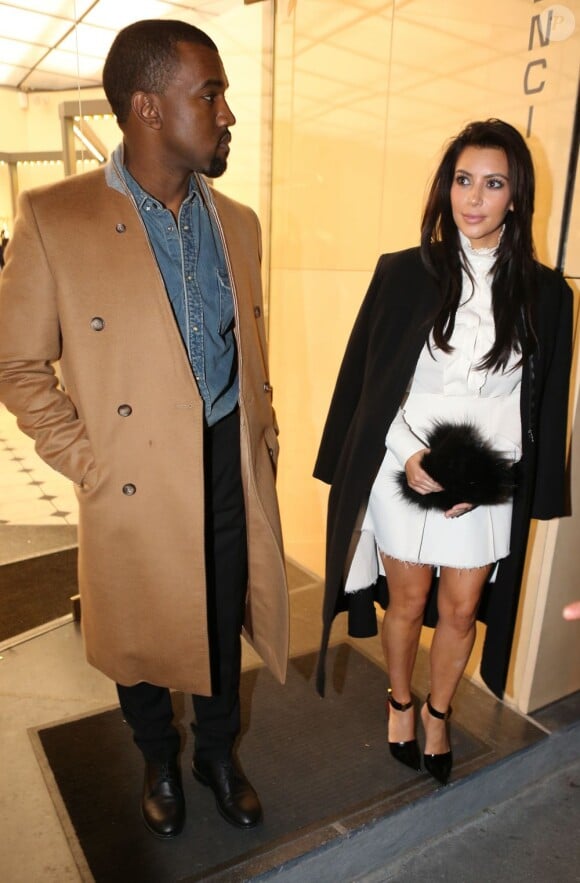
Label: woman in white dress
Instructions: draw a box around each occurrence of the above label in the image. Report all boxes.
[314,120,573,786]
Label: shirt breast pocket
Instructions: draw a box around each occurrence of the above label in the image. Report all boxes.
[217,270,235,336]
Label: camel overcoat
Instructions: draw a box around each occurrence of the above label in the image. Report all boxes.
[314,247,572,698]
[0,157,289,694]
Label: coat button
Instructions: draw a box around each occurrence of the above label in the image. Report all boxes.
[117,404,132,417]
[116,223,126,233]
[263,381,272,393]
[122,483,136,495]
[254,306,261,318]
[90,316,105,331]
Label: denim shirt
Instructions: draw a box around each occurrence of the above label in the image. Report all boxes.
[120,155,238,427]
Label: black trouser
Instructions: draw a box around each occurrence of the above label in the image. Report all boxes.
[116,407,248,764]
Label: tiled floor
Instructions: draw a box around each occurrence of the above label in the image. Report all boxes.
[0,404,79,527]
[0,404,78,564]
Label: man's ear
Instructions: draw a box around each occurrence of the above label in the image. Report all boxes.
[130,92,162,130]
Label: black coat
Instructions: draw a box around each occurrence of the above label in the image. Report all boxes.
[314,247,573,698]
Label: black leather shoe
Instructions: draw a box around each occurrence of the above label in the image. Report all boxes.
[193,756,262,829]
[423,694,453,786]
[141,758,185,838]
[386,688,421,772]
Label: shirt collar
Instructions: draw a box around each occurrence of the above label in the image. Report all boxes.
[458,228,502,259]
[107,143,214,212]
[121,163,199,211]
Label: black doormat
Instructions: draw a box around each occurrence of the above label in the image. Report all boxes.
[32,645,488,883]
[0,547,77,642]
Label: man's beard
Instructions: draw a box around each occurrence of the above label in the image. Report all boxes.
[206,154,227,178]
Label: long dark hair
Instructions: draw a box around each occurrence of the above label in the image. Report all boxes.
[420,119,537,371]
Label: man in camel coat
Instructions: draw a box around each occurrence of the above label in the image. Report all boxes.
[0,19,289,838]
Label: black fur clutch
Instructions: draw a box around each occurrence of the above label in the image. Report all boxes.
[396,420,517,511]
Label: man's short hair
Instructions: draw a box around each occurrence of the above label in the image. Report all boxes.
[102,19,218,125]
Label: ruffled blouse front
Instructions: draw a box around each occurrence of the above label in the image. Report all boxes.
[420,246,519,396]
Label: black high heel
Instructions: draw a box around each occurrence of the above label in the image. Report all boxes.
[423,693,453,785]
[386,688,421,771]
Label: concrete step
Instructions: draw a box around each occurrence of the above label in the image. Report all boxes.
[257,719,580,883]
[362,750,580,882]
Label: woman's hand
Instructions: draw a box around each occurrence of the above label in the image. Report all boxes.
[405,451,473,518]
[404,449,443,495]
[444,502,473,519]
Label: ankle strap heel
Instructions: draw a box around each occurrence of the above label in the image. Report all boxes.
[426,693,452,721]
[386,688,421,772]
[387,688,413,712]
[423,694,453,786]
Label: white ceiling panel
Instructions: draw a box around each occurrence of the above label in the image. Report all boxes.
[23,67,97,90]
[57,23,121,59]
[0,0,240,91]
[0,6,71,44]
[0,36,47,67]
[35,47,102,80]
[0,61,29,88]
[8,1,96,14]
[82,0,198,29]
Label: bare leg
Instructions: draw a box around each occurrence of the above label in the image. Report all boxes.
[380,555,433,742]
[421,564,491,754]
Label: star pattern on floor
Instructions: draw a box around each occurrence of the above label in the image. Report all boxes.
[0,405,78,527]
